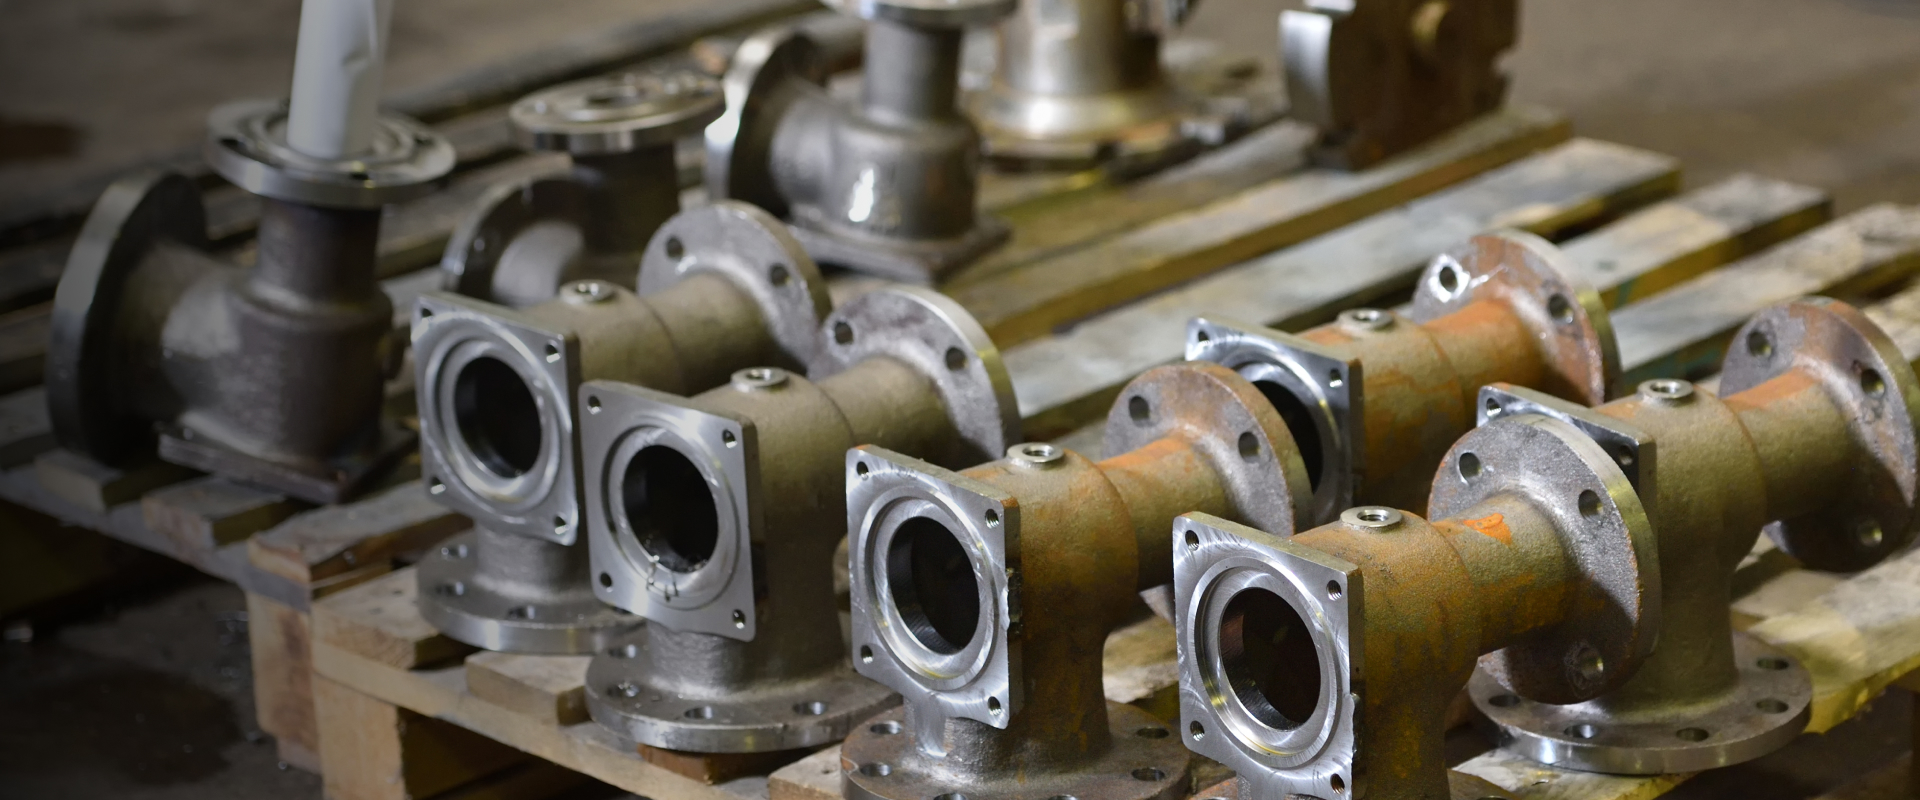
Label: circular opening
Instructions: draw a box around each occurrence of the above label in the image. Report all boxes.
[857,762,890,777]
[870,721,901,735]
[1611,446,1635,468]
[834,321,855,345]
[1756,698,1789,714]
[1572,646,1605,683]
[1484,397,1502,417]
[1195,330,1211,343]
[1565,723,1597,739]
[1757,657,1790,671]
[1135,727,1169,739]
[987,697,1002,715]
[598,572,612,588]
[1746,330,1773,358]
[620,446,719,572]
[665,236,685,259]
[1330,774,1346,794]
[1220,587,1321,731]
[1578,490,1602,518]
[945,347,967,371]
[794,701,828,716]
[886,517,980,656]
[587,396,602,414]
[684,706,715,720]
[732,610,746,629]
[543,344,560,363]
[609,643,640,658]
[1327,369,1343,388]
[506,605,536,620]
[1325,580,1342,600]
[721,430,737,448]
[1548,294,1575,324]
[553,516,568,536]
[1188,720,1205,740]
[1355,508,1391,523]
[1487,694,1521,708]
[428,478,446,495]
[1185,529,1200,552]
[452,356,543,478]
[1238,431,1260,460]
[1675,727,1710,742]
[1128,395,1152,424]
[1131,768,1166,782]
[1253,380,1325,491]
[769,264,791,286]
[984,509,1000,527]
[1862,366,1887,397]
[856,462,871,477]
[1458,452,1482,479]
[859,645,874,664]
[441,543,468,559]
[1437,266,1461,295]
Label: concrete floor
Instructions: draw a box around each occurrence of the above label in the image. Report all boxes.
[4,1,1920,798]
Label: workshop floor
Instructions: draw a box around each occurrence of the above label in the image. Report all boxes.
[4,1,1920,798]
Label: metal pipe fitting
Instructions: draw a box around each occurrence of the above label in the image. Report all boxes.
[706,0,1017,283]
[412,201,831,654]
[1189,230,1617,523]
[839,361,1311,800]
[575,287,1017,753]
[441,69,724,307]
[46,102,454,504]
[1468,297,1920,774]
[1176,413,1660,800]
[1283,0,1517,169]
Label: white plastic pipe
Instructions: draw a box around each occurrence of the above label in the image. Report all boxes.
[286,0,395,160]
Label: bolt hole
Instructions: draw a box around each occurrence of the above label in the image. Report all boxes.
[598,572,612,588]
[587,396,602,413]
[1548,294,1575,324]
[860,645,874,664]
[553,516,568,535]
[1437,266,1461,295]
[1488,694,1521,708]
[1565,723,1597,739]
[1854,517,1886,548]
[684,706,714,720]
[1238,431,1260,460]
[857,762,890,777]
[1578,489,1602,518]
[945,347,967,371]
[1128,395,1151,424]
[1676,727,1710,742]
[1458,452,1482,479]
[1746,330,1773,358]
[870,720,900,735]
[441,543,468,559]
[419,307,435,319]
[1330,774,1346,794]
[834,321,855,345]
[856,462,871,477]
[1355,508,1392,523]
[732,610,746,629]
[794,701,828,716]
[1184,529,1200,552]
[1484,397,1502,417]
[437,581,466,597]
[769,264,791,287]
[1862,366,1887,397]
[1327,369,1344,388]
[608,643,639,658]
[506,605,536,620]
[428,478,446,495]
[984,509,1000,527]
[987,697,1002,715]
[665,237,685,259]
[1189,720,1205,740]
[1326,580,1342,600]
[1756,698,1789,714]
[544,344,560,363]
[722,430,737,448]
[1131,768,1165,782]
[1195,330,1211,343]
[1757,657,1790,671]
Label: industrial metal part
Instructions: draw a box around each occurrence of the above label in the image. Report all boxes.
[441,69,724,307]
[413,201,831,654]
[1469,297,1920,774]
[1189,230,1616,523]
[841,361,1310,800]
[577,286,1016,753]
[1283,0,1518,168]
[706,0,1017,283]
[1176,413,1659,800]
[48,76,454,503]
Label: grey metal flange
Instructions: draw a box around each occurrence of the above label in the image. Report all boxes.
[441,69,723,307]
[576,286,1015,752]
[413,201,830,654]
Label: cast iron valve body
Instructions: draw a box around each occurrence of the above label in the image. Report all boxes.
[412,202,831,654]
[576,287,1018,754]
[441,69,724,307]
[706,0,1017,284]
[1175,413,1661,800]
[840,361,1313,800]
[1466,297,1920,774]
[1283,0,1517,169]
[46,102,454,504]
[1190,230,1617,524]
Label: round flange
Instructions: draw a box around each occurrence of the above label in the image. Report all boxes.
[828,0,1015,27]
[438,170,586,304]
[47,171,209,463]
[707,26,822,210]
[814,286,1019,465]
[841,703,1190,800]
[512,70,724,156]
[1722,297,1920,570]
[1431,414,1660,704]
[1104,362,1313,538]
[1469,632,1813,774]
[415,531,641,654]
[638,200,831,369]
[1411,230,1619,405]
[205,99,454,209]
[582,631,900,752]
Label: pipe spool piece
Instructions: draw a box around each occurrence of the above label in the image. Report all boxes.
[206,98,453,209]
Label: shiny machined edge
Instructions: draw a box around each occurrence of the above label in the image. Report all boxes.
[205,98,454,209]
[412,292,580,542]
[1723,297,1920,570]
[706,26,821,209]
[583,627,902,753]
[1470,632,1813,775]
[638,200,833,370]
[827,0,1015,27]
[1412,230,1620,405]
[1476,383,1656,497]
[1434,415,1661,704]
[786,209,1013,284]
[415,529,643,654]
[813,286,1020,464]
[512,70,724,155]
[437,167,583,302]
[578,379,759,641]
[1187,315,1361,527]
[847,446,1018,734]
[1174,512,1361,800]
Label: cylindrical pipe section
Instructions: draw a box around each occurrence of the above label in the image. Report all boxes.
[286,0,393,159]
[1726,371,1856,525]
[251,199,382,304]
[644,273,781,391]
[572,147,683,255]
[818,357,958,463]
[1100,437,1235,590]
[862,20,963,123]
[996,0,1158,97]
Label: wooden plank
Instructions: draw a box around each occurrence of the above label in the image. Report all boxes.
[248,592,321,772]
[1005,139,1684,439]
[143,477,306,552]
[32,448,196,514]
[949,106,1577,347]
[314,568,474,670]
[768,746,840,800]
[247,479,468,588]
[1454,750,1695,800]
[315,675,532,800]
[465,651,592,727]
[0,386,52,468]
[1747,546,1920,735]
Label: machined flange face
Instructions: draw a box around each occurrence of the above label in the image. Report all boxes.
[1432,415,1660,705]
[47,171,209,463]
[512,71,724,155]
[1469,632,1813,775]
[847,447,1019,733]
[1412,230,1619,406]
[205,99,454,209]
[577,379,758,641]
[582,627,901,752]
[840,702,1190,800]
[815,287,1020,465]
[828,0,1016,27]
[1722,297,1920,570]
[1104,361,1313,537]
[1174,513,1362,800]
[415,529,642,653]
[414,292,583,543]
[638,200,833,370]
[1187,316,1361,527]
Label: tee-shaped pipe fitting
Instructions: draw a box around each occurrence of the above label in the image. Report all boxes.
[840,361,1311,800]
[706,0,1017,283]
[1176,413,1660,800]
[575,287,1017,753]
[412,202,830,653]
[1189,230,1617,523]
[441,69,723,307]
[1468,297,1920,773]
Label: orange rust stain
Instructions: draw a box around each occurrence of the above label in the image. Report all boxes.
[1460,513,1512,544]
